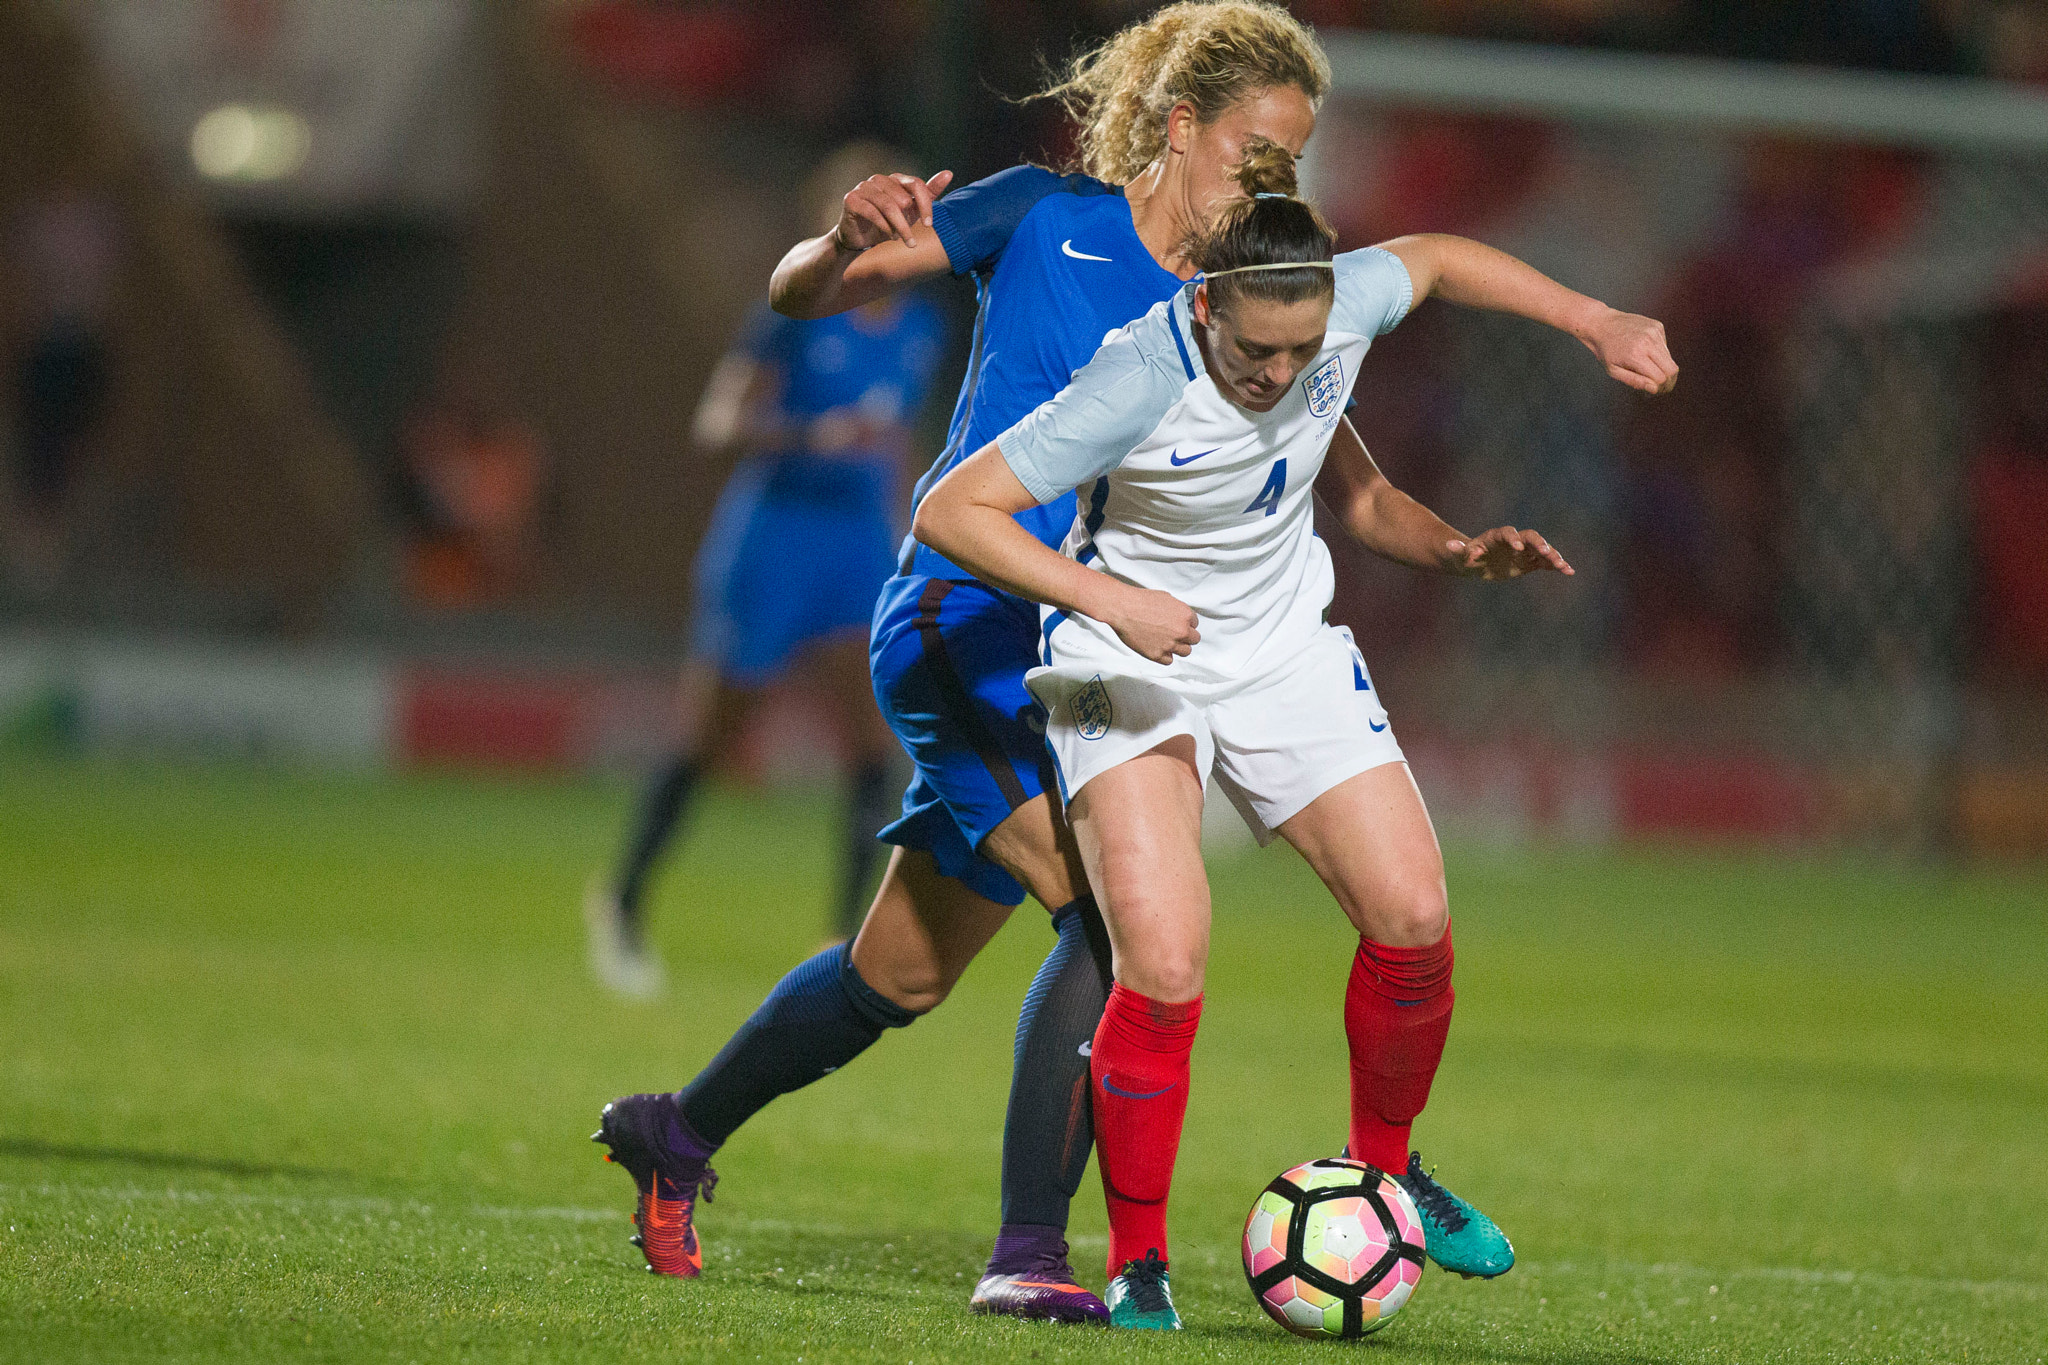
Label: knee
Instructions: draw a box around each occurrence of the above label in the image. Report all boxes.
[1367,881,1449,948]
[841,947,931,1026]
[1121,947,1206,1005]
[860,958,951,1015]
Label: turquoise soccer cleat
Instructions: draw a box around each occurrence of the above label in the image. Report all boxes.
[1105,1251,1182,1330]
[1395,1152,1516,1279]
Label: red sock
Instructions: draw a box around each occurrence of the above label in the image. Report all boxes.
[1345,926,1454,1174]
[1090,981,1201,1276]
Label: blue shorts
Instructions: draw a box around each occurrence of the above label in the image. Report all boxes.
[691,461,897,687]
[869,574,1053,907]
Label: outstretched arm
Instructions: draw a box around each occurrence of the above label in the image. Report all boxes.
[913,446,1201,663]
[1318,418,1573,580]
[1377,234,1678,395]
[771,170,956,319]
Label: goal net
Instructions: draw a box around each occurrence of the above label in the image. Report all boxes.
[1302,34,2048,854]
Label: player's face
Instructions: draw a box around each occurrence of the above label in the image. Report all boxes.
[1178,84,1317,223]
[1193,286,1332,411]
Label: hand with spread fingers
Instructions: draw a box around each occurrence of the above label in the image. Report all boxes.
[1445,526,1575,581]
[832,169,955,254]
[1577,307,1679,394]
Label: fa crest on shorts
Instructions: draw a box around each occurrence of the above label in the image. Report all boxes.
[1074,676,1113,740]
[1303,355,1345,419]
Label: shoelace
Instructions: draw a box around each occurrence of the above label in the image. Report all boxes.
[1015,1247,1079,1282]
[1119,1251,1173,1312]
[1401,1153,1469,1233]
[654,1163,718,1206]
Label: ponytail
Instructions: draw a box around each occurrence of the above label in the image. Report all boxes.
[1187,138,1337,313]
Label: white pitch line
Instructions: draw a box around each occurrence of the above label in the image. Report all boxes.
[6,1182,2043,1301]
[1522,1258,2046,1300]
[0,1181,616,1225]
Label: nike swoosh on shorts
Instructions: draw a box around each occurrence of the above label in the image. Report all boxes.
[1062,239,1112,262]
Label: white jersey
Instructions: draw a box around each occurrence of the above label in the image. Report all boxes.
[996,246,1412,691]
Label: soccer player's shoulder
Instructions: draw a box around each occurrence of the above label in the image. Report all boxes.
[1331,246,1417,340]
[933,164,1119,274]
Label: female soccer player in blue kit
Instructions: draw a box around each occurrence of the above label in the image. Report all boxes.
[592,1,1677,1317]
[914,146,1671,1328]
[584,143,944,995]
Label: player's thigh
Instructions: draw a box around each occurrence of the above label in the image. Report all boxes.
[979,794,1087,912]
[1066,736,1211,1003]
[1025,664,1221,916]
[849,845,1015,1012]
[1277,761,1448,948]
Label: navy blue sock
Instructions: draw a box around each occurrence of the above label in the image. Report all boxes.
[994,896,1114,1241]
[613,753,703,925]
[676,942,918,1148]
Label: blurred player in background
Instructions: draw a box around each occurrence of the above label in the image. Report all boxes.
[584,141,945,997]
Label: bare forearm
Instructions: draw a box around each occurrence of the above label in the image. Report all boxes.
[1381,233,1678,393]
[769,234,860,319]
[1386,233,1607,339]
[914,503,1120,618]
[1338,480,1464,573]
[771,230,945,318]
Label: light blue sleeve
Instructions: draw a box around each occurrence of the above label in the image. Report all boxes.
[995,322,1187,505]
[1330,246,1415,339]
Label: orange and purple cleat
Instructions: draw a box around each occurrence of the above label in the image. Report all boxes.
[970,1225,1110,1323]
[592,1093,718,1277]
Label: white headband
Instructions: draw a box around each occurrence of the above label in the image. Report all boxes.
[1202,260,1336,278]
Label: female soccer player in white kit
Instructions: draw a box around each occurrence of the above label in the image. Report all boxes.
[913,143,1676,1329]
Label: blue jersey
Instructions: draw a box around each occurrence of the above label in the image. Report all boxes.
[906,165,1185,578]
[734,296,945,505]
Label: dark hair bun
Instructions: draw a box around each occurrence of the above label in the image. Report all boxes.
[1231,137,1300,199]
[1186,138,1336,311]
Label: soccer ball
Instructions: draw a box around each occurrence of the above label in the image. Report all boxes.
[1242,1157,1427,1338]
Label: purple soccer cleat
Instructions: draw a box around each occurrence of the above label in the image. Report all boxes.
[969,1224,1110,1324]
[592,1093,717,1277]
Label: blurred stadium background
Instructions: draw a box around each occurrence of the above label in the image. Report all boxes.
[4,0,2048,859]
[5,5,2046,1362]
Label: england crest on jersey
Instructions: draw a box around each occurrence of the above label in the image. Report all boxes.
[1073,675,1113,741]
[1303,355,1344,418]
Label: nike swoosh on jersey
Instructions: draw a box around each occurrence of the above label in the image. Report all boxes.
[1061,239,1112,262]
[1168,447,1220,466]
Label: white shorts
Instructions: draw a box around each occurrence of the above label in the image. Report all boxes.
[1026,623,1405,845]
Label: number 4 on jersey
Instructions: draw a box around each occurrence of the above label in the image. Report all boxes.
[1243,458,1287,518]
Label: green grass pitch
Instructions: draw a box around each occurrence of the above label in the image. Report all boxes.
[2,754,2044,1363]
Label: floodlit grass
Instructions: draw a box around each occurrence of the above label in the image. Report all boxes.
[2,754,2044,1363]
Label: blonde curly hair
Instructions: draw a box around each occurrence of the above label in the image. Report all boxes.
[1037,2,1332,185]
